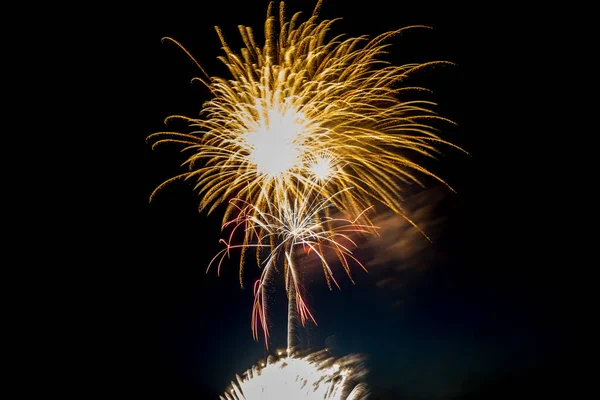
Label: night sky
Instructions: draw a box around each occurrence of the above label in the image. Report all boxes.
[103,1,571,398]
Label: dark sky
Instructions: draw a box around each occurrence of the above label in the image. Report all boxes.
[102,1,570,398]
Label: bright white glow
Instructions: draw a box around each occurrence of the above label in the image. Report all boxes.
[242,107,308,178]
[307,151,337,182]
[220,351,367,400]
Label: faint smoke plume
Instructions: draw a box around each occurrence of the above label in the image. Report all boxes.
[359,186,450,303]
[365,186,448,271]
[293,186,450,306]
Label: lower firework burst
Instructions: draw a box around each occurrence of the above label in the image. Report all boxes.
[221,350,367,400]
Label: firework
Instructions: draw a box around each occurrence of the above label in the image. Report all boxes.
[209,185,374,344]
[148,0,463,252]
[148,0,463,345]
[221,350,367,400]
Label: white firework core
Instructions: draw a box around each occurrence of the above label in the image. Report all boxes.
[221,350,368,400]
[241,107,309,178]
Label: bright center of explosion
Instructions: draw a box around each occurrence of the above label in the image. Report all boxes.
[243,107,308,178]
[221,352,367,400]
[307,152,336,182]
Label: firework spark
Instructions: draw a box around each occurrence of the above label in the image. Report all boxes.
[221,350,367,400]
[147,0,464,252]
[208,186,374,343]
[148,0,464,345]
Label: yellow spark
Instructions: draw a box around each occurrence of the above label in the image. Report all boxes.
[148,0,465,234]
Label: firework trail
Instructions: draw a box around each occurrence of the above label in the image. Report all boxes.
[209,185,374,345]
[221,350,367,400]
